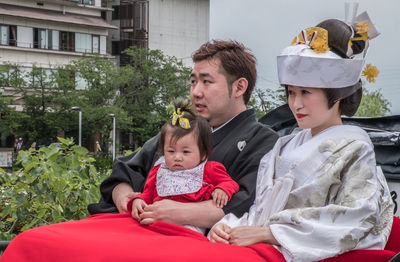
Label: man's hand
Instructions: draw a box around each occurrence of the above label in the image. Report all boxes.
[131,198,147,221]
[112,183,140,213]
[209,223,231,244]
[139,199,183,225]
[211,188,229,208]
[138,199,225,228]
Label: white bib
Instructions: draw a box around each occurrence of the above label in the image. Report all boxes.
[156,161,206,197]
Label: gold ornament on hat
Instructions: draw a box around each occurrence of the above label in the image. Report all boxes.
[362,64,379,83]
[349,20,370,47]
[291,27,330,54]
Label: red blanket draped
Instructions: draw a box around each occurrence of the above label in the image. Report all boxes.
[1,214,398,262]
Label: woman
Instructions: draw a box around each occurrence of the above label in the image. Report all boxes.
[209,14,394,262]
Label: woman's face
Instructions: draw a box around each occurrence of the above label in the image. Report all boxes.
[287,85,342,136]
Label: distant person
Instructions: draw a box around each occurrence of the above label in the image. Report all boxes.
[95,141,102,155]
[128,100,239,234]
[13,138,18,156]
[16,138,23,151]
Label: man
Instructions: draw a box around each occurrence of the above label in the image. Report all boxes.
[88,40,279,229]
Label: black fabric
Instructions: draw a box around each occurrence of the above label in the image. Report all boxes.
[88,108,279,217]
[259,104,400,181]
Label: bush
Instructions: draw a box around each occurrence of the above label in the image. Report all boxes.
[92,154,113,173]
[0,137,110,240]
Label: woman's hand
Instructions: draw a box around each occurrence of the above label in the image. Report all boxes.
[131,198,147,221]
[211,188,229,208]
[228,226,279,246]
[209,223,231,244]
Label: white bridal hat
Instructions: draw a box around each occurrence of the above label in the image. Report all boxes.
[277,8,380,89]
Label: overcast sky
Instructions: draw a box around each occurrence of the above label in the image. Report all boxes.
[210,0,400,115]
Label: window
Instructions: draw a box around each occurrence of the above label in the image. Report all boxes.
[9,25,17,46]
[0,25,9,45]
[17,26,33,48]
[112,5,120,20]
[111,41,120,55]
[75,33,92,53]
[48,30,59,50]
[92,35,99,54]
[101,11,106,20]
[135,2,147,30]
[71,0,93,5]
[81,0,92,5]
[34,28,47,49]
[60,31,75,51]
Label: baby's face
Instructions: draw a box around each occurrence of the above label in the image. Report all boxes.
[163,132,202,171]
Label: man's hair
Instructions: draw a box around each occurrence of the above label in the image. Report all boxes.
[192,40,257,104]
[158,99,212,160]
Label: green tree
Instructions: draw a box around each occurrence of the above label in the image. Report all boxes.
[249,87,287,119]
[118,47,191,146]
[1,48,192,151]
[58,55,132,152]
[355,88,391,117]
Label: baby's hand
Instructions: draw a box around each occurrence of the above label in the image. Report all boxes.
[211,188,229,208]
[131,198,147,221]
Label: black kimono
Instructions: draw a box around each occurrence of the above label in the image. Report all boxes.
[88,108,279,217]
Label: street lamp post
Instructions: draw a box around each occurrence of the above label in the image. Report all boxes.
[108,114,116,161]
[71,106,82,146]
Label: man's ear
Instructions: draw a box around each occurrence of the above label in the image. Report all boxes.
[233,77,248,98]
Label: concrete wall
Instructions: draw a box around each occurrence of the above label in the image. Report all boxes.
[0,15,108,35]
[0,0,105,17]
[148,0,209,67]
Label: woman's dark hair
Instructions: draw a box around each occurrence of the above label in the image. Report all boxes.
[157,99,212,160]
[314,19,365,116]
[316,19,366,58]
[285,83,362,117]
[323,83,362,117]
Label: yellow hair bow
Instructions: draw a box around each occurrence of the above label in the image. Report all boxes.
[171,108,191,129]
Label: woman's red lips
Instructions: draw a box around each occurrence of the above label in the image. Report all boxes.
[296,113,307,119]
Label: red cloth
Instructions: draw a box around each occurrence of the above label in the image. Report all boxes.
[384,215,400,254]
[1,214,399,262]
[128,161,239,212]
[0,213,282,262]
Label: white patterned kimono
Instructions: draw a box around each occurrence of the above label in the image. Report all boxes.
[214,125,394,262]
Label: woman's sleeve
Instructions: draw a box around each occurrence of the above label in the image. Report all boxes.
[268,141,394,262]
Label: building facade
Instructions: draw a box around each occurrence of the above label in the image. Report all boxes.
[0,0,116,148]
[108,0,209,67]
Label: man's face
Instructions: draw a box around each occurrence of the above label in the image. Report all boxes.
[190,59,236,129]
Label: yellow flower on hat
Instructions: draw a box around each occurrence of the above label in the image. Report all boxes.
[362,64,379,83]
[310,38,330,54]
